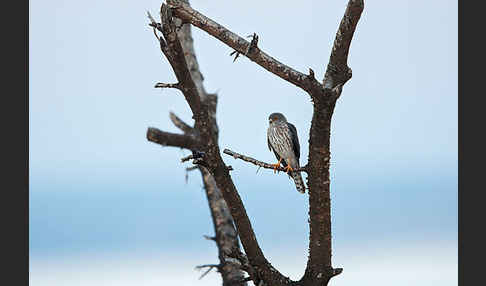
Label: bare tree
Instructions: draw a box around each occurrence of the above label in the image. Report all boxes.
[146,1,364,285]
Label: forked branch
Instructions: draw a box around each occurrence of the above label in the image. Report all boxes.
[166,0,324,94]
[302,1,363,284]
[147,0,364,285]
[169,111,194,134]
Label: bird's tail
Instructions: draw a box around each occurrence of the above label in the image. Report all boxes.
[291,171,306,194]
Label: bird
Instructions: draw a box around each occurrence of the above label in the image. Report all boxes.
[267,112,306,194]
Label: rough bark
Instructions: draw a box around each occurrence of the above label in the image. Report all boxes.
[303,2,364,284]
[198,167,246,285]
[147,1,246,285]
[146,0,364,285]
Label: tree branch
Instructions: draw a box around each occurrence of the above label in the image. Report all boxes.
[180,150,205,163]
[157,1,361,285]
[323,0,364,90]
[169,111,194,134]
[202,156,292,285]
[174,12,208,101]
[198,167,246,285]
[154,5,289,281]
[223,149,307,173]
[155,82,181,89]
[146,127,200,150]
[147,1,364,285]
[166,0,324,94]
[301,1,364,285]
[153,5,203,120]
[195,264,220,280]
[148,2,247,285]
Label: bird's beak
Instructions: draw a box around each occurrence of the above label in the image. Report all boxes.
[269,119,272,124]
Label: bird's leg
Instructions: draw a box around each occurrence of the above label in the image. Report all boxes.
[283,161,294,174]
[270,158,283,174]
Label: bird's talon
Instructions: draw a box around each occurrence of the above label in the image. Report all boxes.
[271,163,279,173]
[270,158,283,174]
[284,166,294,174]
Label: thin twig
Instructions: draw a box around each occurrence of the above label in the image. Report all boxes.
[170,112,194,134]
[223,149,307,173]
[203,235,216,241]
[180,154,193,162]
[230,50,241,62]
[185,165,199,183]
[147,11,164,45]
[331,268,343,277]
[155,82,181,89]
[195,264,220,279]
[181,150,205,162]
[147,11,157,26]
[308,68,315,80]
[245,33,259,56]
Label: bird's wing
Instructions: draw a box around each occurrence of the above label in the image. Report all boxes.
[287,122,300,160]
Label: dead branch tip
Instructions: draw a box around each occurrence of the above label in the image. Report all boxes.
[195,264,220,280]
[155,82,181,89]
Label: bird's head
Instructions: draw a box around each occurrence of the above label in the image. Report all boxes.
[268,112,287,125]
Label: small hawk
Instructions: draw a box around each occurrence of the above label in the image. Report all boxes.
[267,112,305,194]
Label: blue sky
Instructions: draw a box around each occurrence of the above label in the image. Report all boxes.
[30,0,457,285]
